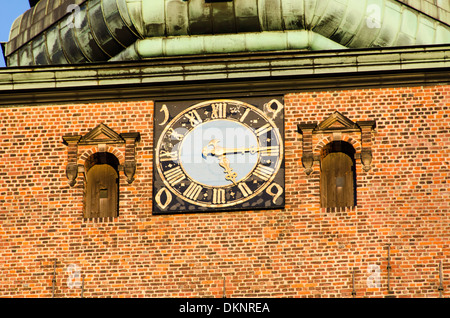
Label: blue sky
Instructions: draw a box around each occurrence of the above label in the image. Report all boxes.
[0,1,30,67]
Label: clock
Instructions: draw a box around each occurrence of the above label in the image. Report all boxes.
[153,98,284,214]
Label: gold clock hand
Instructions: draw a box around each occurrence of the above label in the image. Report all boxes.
[202,139,221,158]
[201,139,238,184]
[219,145,258,156]
[219,155,237,185]
[202,139,258,158]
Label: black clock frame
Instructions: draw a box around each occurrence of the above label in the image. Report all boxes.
[153,97,285,214]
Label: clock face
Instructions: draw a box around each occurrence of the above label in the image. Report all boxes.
[153,98,284,214]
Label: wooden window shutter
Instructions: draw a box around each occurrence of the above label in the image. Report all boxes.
[85,164,118,218]
[320,142,356,209]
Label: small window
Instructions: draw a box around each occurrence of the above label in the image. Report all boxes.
[84,152,119,218]
[320,141,356,209]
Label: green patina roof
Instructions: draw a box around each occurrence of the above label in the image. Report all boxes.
[3,0,450,67]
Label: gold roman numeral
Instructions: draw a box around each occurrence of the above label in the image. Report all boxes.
[185,110,202,127]
[159,150,178,162]
[211,103,227,119]
[255,123,272,136]
[253,164,274,181]
[240,108,250,122]
[163,166,186,186]
[238,182,252,197]
[183,182,203,201]
[259,145,279,156]
[212,188,226,204]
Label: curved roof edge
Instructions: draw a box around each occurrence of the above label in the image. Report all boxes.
[4,0,450,67]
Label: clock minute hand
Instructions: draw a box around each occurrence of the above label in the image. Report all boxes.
[202,141,258,158]
[219,145,258,156]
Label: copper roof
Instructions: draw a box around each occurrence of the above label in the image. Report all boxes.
[4,0,450,67]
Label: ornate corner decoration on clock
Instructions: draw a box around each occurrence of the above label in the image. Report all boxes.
[153,97,285,214]
[297,112,376,174]
[62,123,141,186]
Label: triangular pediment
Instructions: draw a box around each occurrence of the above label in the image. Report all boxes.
[79,123,124,145]
[315,111,359,132]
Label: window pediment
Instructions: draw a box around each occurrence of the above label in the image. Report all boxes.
[298,112,376,175]
[78,123,125,146]
[314,111,360,133]
[62,124,140,187]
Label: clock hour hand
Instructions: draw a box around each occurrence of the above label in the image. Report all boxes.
[219,155,238,185]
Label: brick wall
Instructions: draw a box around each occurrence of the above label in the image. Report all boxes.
[0,84,448,297]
